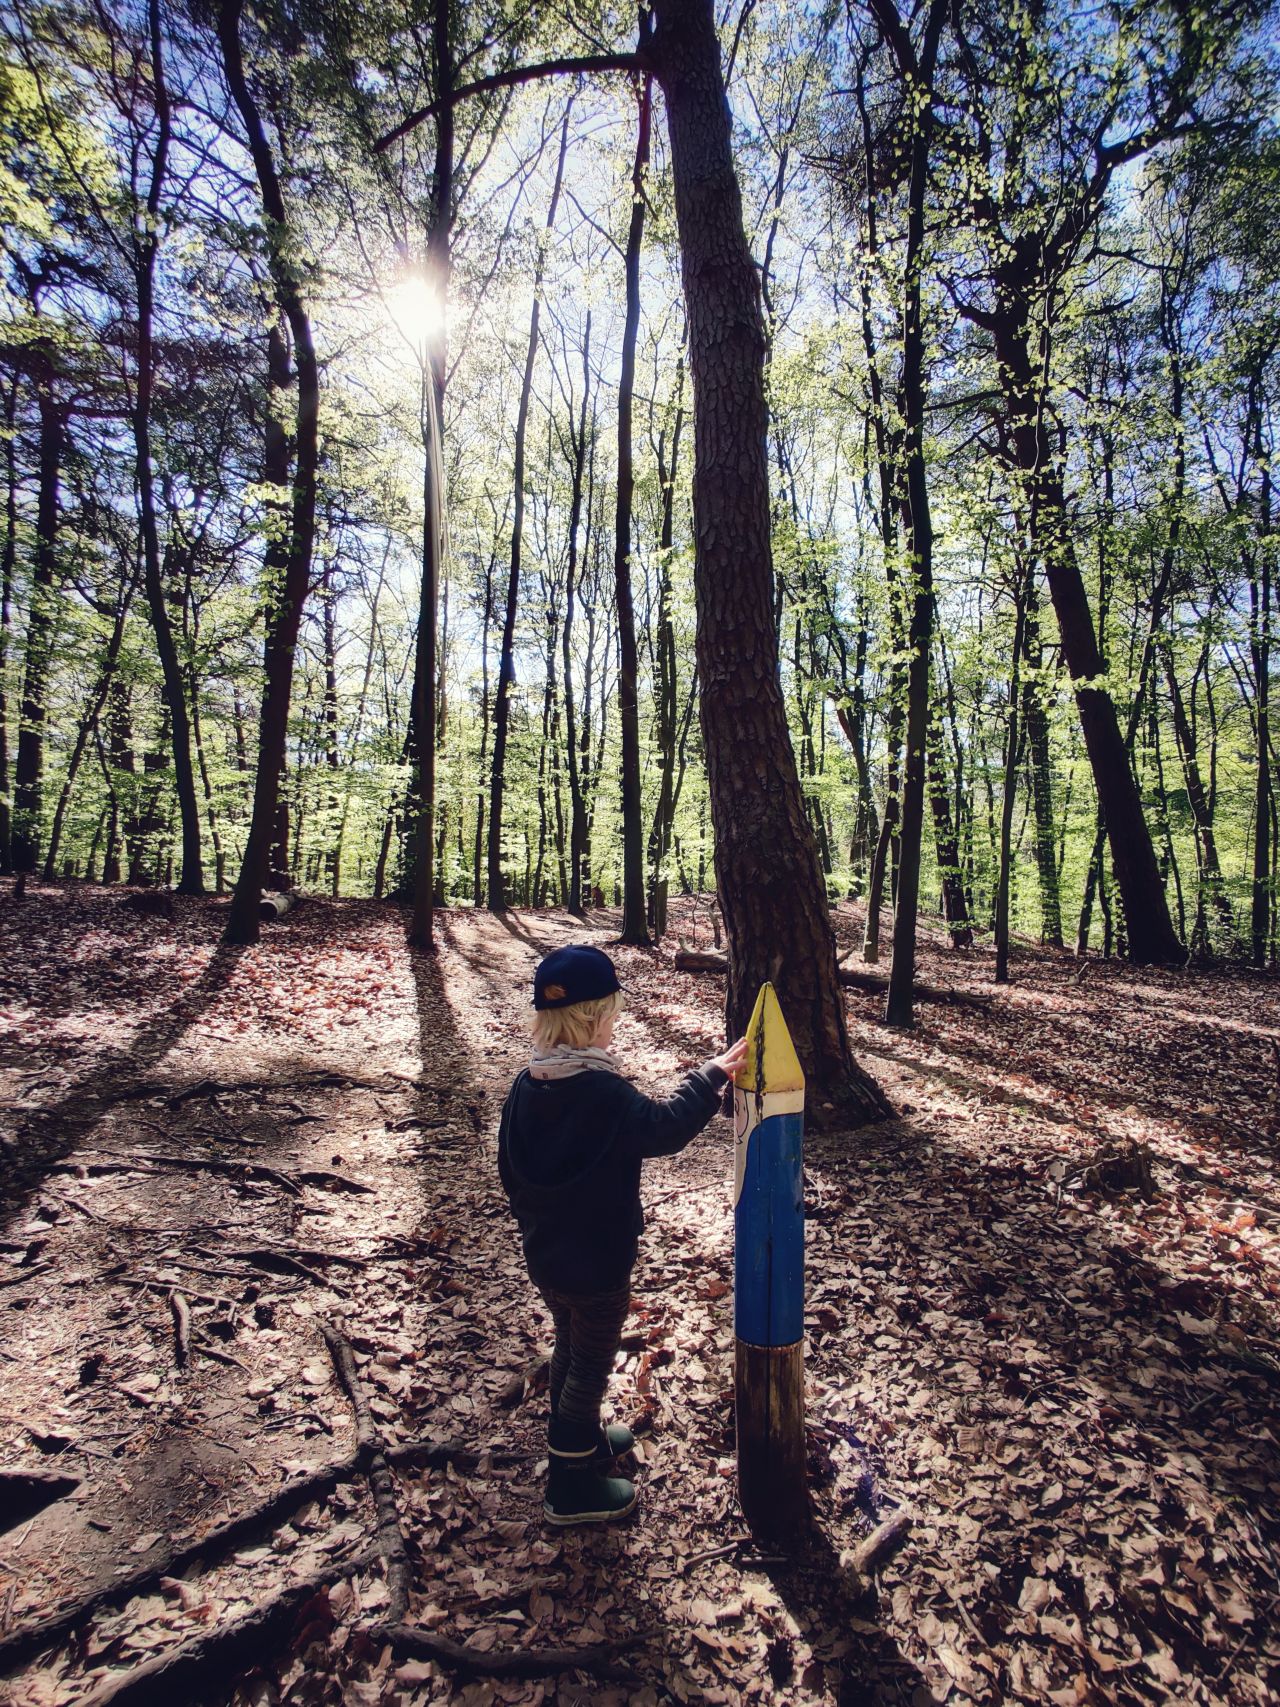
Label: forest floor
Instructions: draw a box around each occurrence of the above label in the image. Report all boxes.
[0,884,1278,1707]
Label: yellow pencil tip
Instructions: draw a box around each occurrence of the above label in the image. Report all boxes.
[740,982,805,1094]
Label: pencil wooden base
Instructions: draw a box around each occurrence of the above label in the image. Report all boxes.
[735,1338,806,1541]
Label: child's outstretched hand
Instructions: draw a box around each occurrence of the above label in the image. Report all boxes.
[711,1036,749,1081]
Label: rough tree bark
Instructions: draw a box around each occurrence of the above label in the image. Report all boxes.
[869,0,947,1029]
[12,370,63,875]
[648,0,887,1115]
[218,0,320,946]
[487,103,571,912]
[134,0,204,894]
[407,0,453,952]
[612,73,654,945]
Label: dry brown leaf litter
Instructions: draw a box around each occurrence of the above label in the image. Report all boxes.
[0,882,1275,1705]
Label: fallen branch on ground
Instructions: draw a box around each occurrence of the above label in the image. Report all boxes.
[848,1510,911,1574]
[321,1322,411,1625]
[673,951,993,1009]
[0,1433,527,1675]
[169,1290,190,1368]
[836,1511,913,1597]
[196,1246,335,1287]
[77,1550,375,1707]
[384,1624,645,1683]
[0,1459,356,1675]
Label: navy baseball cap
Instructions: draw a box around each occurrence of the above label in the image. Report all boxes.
[533,944,622,1010]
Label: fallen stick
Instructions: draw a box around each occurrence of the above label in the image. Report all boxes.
[385,1624,644,1683]
[837,966,992,1009]
[169,1290,191,1369]
[107,1273,237,1312]
[216,1241,367,1270]
[143,1154,305,1195]
[848,1511,911,1575]
[673,951,992,1009]
[294,1169,374,1195]
[196,1246,334,1287]
[78,1550,374,1707]
[321,1323,412,1625]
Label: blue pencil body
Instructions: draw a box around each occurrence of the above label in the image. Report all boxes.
[733,1108,804,1346]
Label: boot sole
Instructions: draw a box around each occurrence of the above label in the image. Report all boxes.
[543,1490,638,1526]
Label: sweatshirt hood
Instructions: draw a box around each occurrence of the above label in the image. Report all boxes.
[500,1070,625,1206]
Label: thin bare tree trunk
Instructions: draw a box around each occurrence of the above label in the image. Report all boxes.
[487,103,572,912]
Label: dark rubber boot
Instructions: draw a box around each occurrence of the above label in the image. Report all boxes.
[544,1458,637,1526]
[548,1411,635,1464]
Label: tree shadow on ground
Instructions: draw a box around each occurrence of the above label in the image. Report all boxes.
[1,933,247,1220]
[763,1520,925,1705]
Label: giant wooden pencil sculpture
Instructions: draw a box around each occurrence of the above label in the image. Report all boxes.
[734,982,807,1538]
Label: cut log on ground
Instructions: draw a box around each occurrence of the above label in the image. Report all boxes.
[259,891,296,921]
[673,951,993,1010]
[384,1624,645,1683]
[77,1551,374,1707]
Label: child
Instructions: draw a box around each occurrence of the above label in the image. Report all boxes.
[497,943,747,1525]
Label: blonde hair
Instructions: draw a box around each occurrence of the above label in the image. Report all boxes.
[531,990,622,1050]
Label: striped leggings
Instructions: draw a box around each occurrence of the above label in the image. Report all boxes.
[537,1282,631,1431]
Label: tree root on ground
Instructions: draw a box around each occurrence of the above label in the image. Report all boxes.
[321,1322,412,1625]
[77,1550,375,1707]
[384,1624,645,1684]
[0,1434,522,1676]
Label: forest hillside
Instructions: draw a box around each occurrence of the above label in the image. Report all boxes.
[0,885,1278,1706]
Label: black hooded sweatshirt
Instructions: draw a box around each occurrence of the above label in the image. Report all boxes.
[497,1062,728,1294]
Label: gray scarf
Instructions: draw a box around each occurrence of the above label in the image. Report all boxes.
[529,1044,622,1081]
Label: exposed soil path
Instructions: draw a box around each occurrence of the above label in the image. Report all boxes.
[0,884,1277,1706]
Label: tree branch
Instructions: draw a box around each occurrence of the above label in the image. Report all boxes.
[373,53,644,153]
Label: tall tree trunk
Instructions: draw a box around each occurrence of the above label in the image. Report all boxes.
[1021,589,1062,946]
[408,0,454,950]
[135,0,204,893]
[44,575,136,879]
[995,578,1030,983]
[1165,644,1231,949]
[0,378,16,872]
[851,50,902,967]
[874,0,947,1030]
[334,544,388,896]
[649,0,887,1117]
[473,546,495,905]
[13,375,63,875]
[487,103,571,912]
[993,307,1183,966]
[647,365,684,938]
[1250,546,1272,967]
[926,692,972,948]
[562,315,592,919]
[321,563,340,890]
[218,0,320,946]
[612,73,653,945]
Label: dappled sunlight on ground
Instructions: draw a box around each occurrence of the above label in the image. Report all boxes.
[0,886,1276,1705]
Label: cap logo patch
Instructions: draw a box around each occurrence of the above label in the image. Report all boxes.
[544,983,566,1001]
